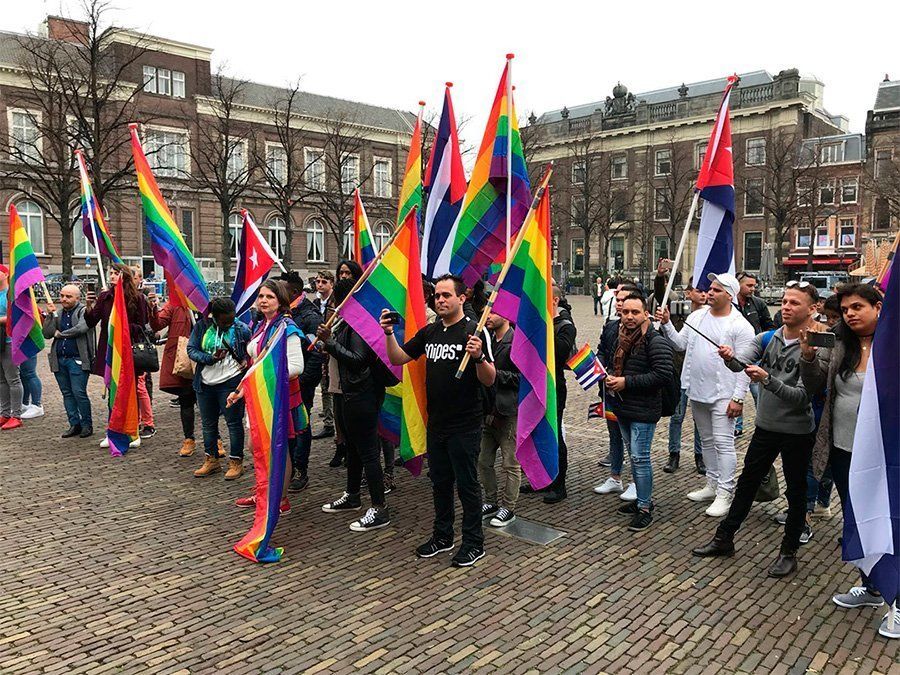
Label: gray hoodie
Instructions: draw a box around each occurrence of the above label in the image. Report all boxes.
[726,327,815,434]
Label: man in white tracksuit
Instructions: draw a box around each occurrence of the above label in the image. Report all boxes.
[655,273,755,517]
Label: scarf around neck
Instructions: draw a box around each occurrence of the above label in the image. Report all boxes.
[614,321,646,376]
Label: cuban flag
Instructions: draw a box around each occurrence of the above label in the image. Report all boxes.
[692,75,738,291]
[422,82,467,280]
[843,255,900,604]
[231,209,280,317]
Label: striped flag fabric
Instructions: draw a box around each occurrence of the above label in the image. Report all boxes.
[444,57,531,287]
[352,189,377,268]
[234,322,291,563]
[75,150,123,265]
[396,104,424,229]
[130,123,210,313]
[692,75,738,291]
[492,182,558,490]
[422,83,466,280]
[231,209,279,317]
[105,281,139,455]
[7,203,45,366]
[842,250,900,603]
[340,208,428,470]
[588,397,618,423]
[567,343,607,391]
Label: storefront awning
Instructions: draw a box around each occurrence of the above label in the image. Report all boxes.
[783,256,857,267]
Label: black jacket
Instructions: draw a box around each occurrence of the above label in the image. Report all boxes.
[739,294,774,334]
[489,327,519,417]
[323,322,379,395]
[598,318,619,368]
[605,325,674,423]
[554,309,577,410]
[291,296,324,386]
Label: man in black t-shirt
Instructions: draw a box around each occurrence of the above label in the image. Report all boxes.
[382,274,496,568]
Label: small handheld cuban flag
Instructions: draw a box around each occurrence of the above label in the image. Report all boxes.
[587,397,617,423]
[567,343,607,392]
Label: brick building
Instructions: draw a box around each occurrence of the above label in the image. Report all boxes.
[0,15,417,282]
[865,77,900,242]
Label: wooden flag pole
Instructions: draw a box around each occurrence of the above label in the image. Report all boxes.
[659,191,700,312]
[39,281,53,304]
[75,149,109,290]
[454,163,554,380]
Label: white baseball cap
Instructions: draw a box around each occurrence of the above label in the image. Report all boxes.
[706,272,741,300]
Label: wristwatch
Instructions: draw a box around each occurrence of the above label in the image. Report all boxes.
[762,374,771,386]
[474,353,486,363]
[731,397,744,405]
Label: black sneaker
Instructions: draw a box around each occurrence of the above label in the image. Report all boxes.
[482,503,499,518]
[799,523,813,545]
[628,509,653,531]
[321,492,361,513]
[61,425,82,438]
[350,507,391,532]
[79,427,94,438]
[695,454,707,475]
[168,398,180,409]
[140,425,157,439]
[451,546,486,567]
[598,453,612,468]
[489,507,516,527]
[288,474,309,492]
[383,473,395,494]
[416,536,454,558]
[617,501,639,516]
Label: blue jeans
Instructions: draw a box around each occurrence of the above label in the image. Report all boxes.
[668,389,702,456]
[734,382,760,433]
[196,375,245,459]
[20,356,41,406]
[607,419,626,475]
[806,462,833,512]
[617,417,656,509]
[54,356,91,427]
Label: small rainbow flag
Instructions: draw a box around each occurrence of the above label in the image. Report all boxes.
[588,398,618,423]
[492,181,557,490]
[567,343,607,391]
[75,150,123,265]
[352,189,376,269]
[447,57,531,287]
[234,323,290,563]
[340,208,427,469]
[396,103,424,228]
[105,281,139,455]
[7,203,45,366]
[130,124,209,313]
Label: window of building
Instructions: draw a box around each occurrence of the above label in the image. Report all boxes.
[374,222,391,251]
[16,200,44,254]
[743,232,762,270]
[172,71,185,98]
[744,178,764,216]
[71,206,91,256]
[839,218,855,248]
[342,224,354,259]
[653,236,669,262]
[818,181,835,206]
[815,223,831,249]
[10,110,40,163]
[612,191,628,222]
[572,160,586,185]
[875,149,893,179]
[797,180,813,207]
[570,238,584,274]
[306,218,325,262]
[157,69,172,96]
[820,143,843,164]
[610,235,625,271]
[142,66,186,98]
[182,208,194,253]
[873,198,891,230]
[655,149,671,176]
[228,212,243,259]
[746,137,766,166]
[373,158,391,198]
[145,127,189,177]
[226,139,247,182]
[304,148,325,190]
[796,227,811,249]
[142,65,157,93]
[340,154,360,194]
[266,214,287,259]
[611,155,627,180]
[266,144,287,183]
[840,178,858,204]
[570,196,585,227]
[654,187,670,220]
[695,141,708,170]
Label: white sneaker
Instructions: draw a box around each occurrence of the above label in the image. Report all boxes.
[811,504,833,520]
[705,492,732,517]
[619,483,637,501]
[101,436,140,449]
[880,607,900,639]
[21,404,44,419]
[593,478,624,495]
[100,437,109,448]
[687,484,717,502]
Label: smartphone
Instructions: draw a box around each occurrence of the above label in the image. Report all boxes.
[384,311,402,325]
[807,331,836,348]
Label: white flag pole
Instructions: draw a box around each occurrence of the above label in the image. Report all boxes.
[75,149,108,290]
[505,53,514,258]
[660,191,700,311]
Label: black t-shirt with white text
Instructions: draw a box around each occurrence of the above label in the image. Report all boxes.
[402,316,493,433]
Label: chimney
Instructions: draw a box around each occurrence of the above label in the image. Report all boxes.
[44,16,90,44]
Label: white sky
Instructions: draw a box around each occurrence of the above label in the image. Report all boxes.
[7,0,899,139]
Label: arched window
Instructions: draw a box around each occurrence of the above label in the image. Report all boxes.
[266,214,287,260]
[15,200,44,254]
[229,212,243,259]
[306,218,324,262]
[342,223,354,260]
[72,206,93,257]
[374,222,391,252]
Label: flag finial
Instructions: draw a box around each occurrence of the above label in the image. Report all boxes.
[446,81,453,88]
[506,53,515,60]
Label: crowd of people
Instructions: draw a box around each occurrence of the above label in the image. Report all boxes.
[0,259,894,637]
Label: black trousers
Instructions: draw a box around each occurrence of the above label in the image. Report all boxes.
[717,426,815,552]
[176,388,196,440]
[829,446,876,593]
[340,388,385,507]
[427,427,484,548]
[549,405,567,491]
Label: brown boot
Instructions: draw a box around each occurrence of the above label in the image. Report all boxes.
[179,439,196,457]
[224,458,243,480]
[194,456,220,477]
[217,439,225,458]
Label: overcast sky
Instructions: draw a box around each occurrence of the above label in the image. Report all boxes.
[6,1,898,140]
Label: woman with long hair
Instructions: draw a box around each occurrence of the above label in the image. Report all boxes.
[800,283,893,636]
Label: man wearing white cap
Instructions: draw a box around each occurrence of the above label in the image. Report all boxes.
[655,272,755,517]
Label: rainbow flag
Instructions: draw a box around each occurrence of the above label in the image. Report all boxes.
[105,281,139,455]
[130,124,209,313]
[340,208,427,469]
[396,103,424,228]
[492,183,557,490]
[447,57,531,287]
[588,398,618,423]
[75,150,123,265]
[378,384,401,447]
[234,323,290,563]
[7,204,45,366]
[567,343,607,391]
[352,189,377,268]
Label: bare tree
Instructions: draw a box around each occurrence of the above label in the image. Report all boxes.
[793,143,843,271]
[649,138,697,263]
[862,141,900,230]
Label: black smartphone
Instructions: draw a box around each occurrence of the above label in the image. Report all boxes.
[384,311,402,325]
[807,331,836,348]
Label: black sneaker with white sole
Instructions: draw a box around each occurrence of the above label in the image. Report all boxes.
[451,546,486,567]
[617,501,639,516]
[799,523,813,545]
[139,425,157,439]
[489,507,516,527]
[416,536,454,558]
[628,509,653,531]
[482,503,499,518]
[349,507,391,532]
[322,492,361,513]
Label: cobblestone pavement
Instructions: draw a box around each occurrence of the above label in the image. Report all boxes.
[2,296,899,674]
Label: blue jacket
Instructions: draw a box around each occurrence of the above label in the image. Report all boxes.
[187,317,251,392]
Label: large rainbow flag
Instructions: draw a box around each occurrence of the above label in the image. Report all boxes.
[340,208,428,469]
[492,183,558,489]
[7,204,45,366]
[446,57,531,286]
[75,150,123,265]
[234,323,291,563]
[129,124,209,313]
[105,281,139,455]
[396,103,424,228]
[352,189,376,268]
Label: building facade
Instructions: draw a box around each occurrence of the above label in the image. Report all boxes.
[865,77,900,251]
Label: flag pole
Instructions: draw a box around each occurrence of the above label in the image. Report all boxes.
[659,191,700,312]
[505,54,514,259]
[75,149,108,290]
[455,162,554,379]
